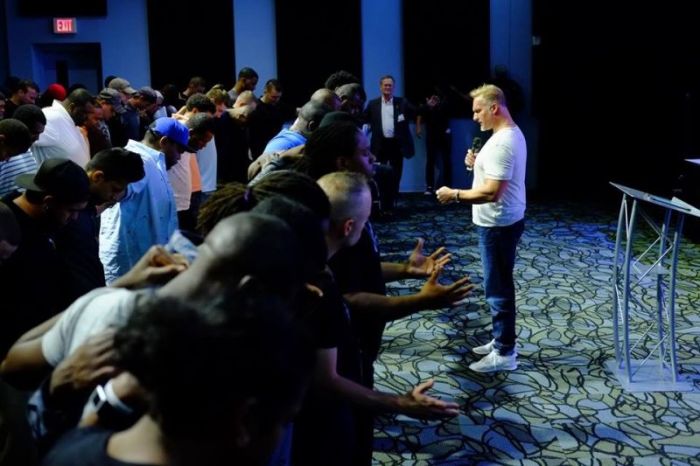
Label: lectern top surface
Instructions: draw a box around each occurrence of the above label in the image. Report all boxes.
[610,182,700,217]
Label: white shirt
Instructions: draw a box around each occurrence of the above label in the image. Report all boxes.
[42,288,140,367]
[99,139,178,284]
[168,153,193,211]
[471,126,527,227]
[32,100,90,168]
[196,137,217,193]
[381,98,395,138]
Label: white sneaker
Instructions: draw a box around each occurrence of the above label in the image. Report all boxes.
[469,349,518,373]
[472,339,518,356]
[472,339,496,355]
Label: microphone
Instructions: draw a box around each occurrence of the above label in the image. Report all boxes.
[466,136,483,171]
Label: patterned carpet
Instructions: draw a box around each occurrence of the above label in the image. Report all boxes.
[370,194,700,465]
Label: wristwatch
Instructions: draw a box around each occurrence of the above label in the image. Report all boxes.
[84,380,136,428]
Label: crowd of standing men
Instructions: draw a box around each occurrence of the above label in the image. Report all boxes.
[0,68,526,465]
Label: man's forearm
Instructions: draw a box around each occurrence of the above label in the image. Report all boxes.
[322,371,401,412]
[343,291,429,321]
[0,339,51,390]
[455,186,497,204]
[17,313,63,343]
[380,261,410,282]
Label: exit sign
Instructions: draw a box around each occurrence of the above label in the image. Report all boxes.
[53,18,77,34]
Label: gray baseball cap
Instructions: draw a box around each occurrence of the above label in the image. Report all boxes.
[108,77,136,95]
[97,88,126,114]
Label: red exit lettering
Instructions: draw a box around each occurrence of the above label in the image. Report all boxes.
[53,18,77,34]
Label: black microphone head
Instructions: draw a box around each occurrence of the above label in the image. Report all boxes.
[472,136,483,151]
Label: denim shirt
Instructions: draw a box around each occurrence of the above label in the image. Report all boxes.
[99,139,177,284]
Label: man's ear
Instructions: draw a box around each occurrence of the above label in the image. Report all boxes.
[89,170,105,183]
[236,274,261,293]
[42,194,55,209]
[343,218,355,238]
[306,120,318,132]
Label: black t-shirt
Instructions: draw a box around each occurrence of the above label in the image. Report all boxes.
[300,267,362,384]
[53,204,106,305]
[328,223,386,366]
[247,100,294,158]
[42,427,155,466]
[0,195,71,357]
[106,115,129,149]
[3,99,19,118]
[418,99,450,134]
[292,269,362,466]
[214,112,250,183]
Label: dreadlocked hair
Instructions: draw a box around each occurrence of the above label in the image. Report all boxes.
[196,183,260,235]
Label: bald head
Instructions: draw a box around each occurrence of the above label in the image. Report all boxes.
[318,172,372,251]
[295,100,332,135]
[318,172,370,228]
[336,83,366,115]
[310,88,341,110]
[186,212,304,300]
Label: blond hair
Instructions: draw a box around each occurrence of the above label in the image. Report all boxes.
[206,88,227,105]
[317,171,370,227]
[235,90,256,107]
[469,84,506,107]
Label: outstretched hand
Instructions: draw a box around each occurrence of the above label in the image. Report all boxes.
[406,238,451,277]
[419,265,475,308]
[398,379,461,419]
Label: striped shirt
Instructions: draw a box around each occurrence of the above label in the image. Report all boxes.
[0,152,38,197]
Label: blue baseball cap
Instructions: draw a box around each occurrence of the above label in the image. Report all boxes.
[150,117,195,152]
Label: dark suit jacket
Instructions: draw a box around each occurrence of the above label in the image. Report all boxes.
[364,96,415,158]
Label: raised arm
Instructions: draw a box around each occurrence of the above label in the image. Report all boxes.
[344,266,474,322]
[314,347,459,419]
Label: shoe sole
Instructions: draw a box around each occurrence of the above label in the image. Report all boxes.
[469,361,518,373]
[472,346,517,356]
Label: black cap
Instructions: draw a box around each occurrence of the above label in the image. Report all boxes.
[136,86,158,103]
[16,158,90,204]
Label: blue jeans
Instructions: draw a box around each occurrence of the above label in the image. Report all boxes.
[477,218,525,356]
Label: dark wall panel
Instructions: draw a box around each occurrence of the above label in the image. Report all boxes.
[0,2,9,86]
[275,0,362,108]
[403,0,490,116]
[147,0,234,90]
[532,1,698,200]
[17,0,107,17]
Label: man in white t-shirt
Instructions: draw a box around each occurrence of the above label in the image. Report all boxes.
[32,89,94,168]
[436,84,526,373]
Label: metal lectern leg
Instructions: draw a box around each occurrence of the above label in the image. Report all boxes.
[612,196,627,365]
[623,200,639,383]
[668,214,685,381]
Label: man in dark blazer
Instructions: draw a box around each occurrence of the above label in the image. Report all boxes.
[364,75,415,211]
